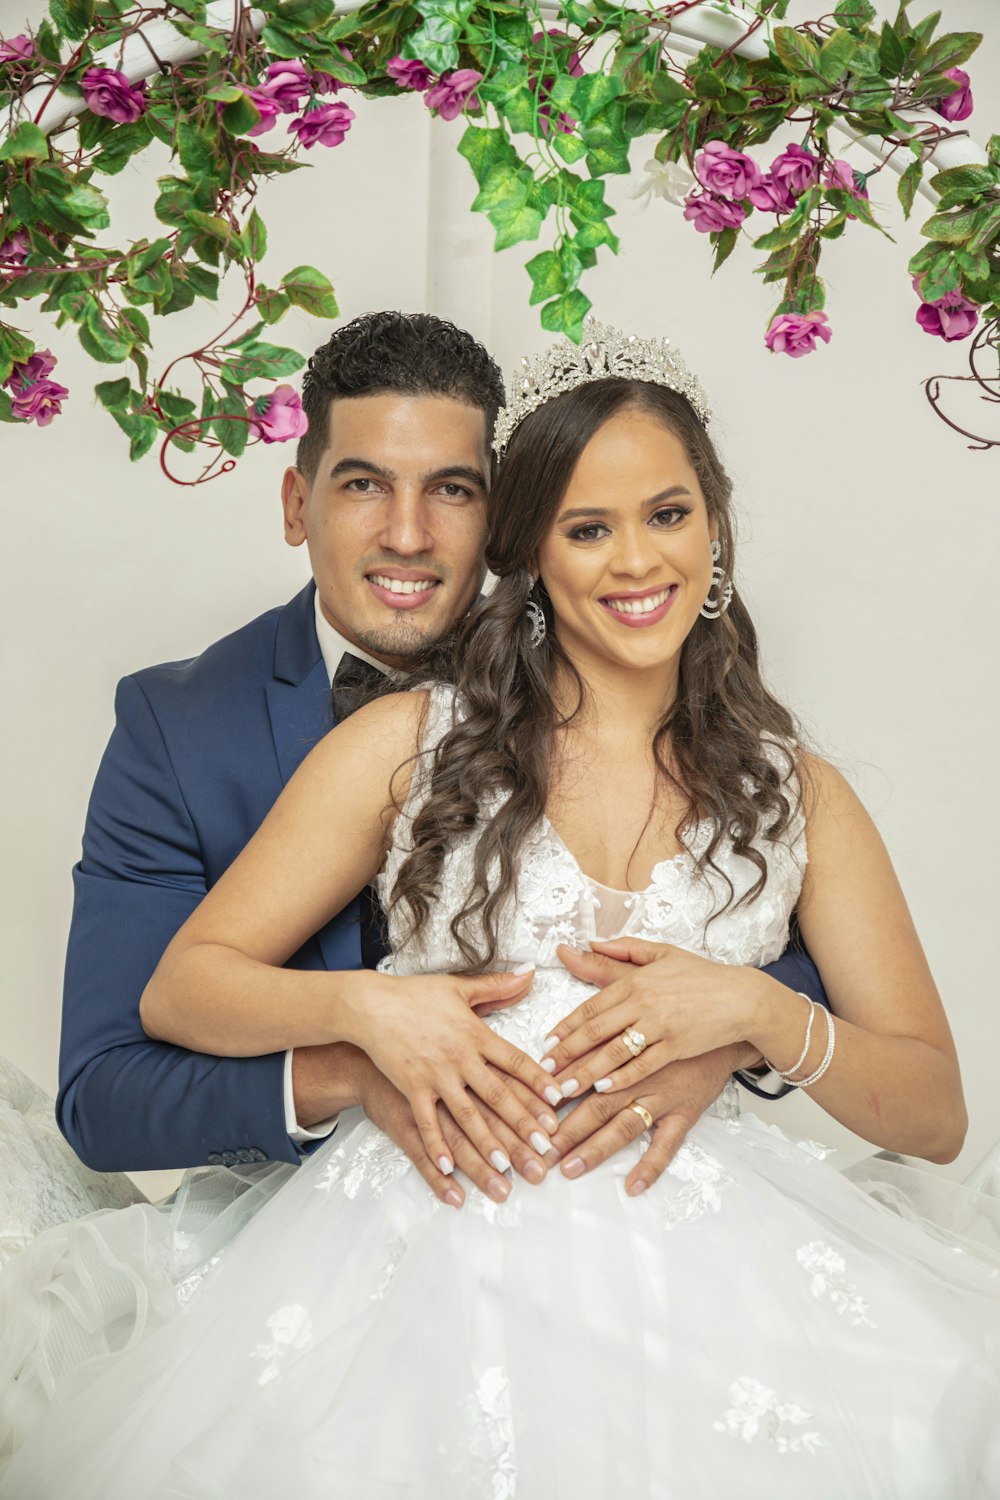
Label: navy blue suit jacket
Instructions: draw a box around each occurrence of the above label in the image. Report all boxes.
[58,581,826,1173]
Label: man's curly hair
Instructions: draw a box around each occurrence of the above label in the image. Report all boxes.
[296,311,506,478]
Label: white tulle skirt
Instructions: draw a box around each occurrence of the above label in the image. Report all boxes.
[2,1101,1000,1500]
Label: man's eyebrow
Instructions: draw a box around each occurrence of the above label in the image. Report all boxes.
[329,457,397,481]
[557,485,692,522]
[422,465,487,489]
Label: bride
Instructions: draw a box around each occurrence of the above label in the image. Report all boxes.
[2,323,999,1498]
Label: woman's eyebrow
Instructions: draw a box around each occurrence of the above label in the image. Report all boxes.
[558,485,692,523]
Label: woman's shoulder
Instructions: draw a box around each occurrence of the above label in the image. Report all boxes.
[794,750,869,829]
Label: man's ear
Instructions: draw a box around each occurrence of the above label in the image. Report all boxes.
[281,468,309,548]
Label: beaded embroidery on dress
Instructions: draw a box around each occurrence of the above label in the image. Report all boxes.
[1,683,999,1500]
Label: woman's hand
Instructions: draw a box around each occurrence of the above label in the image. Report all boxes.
[542,938,765,1099]
[343,967,561,1178]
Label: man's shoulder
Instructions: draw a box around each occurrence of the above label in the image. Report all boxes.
[122,584,314,713]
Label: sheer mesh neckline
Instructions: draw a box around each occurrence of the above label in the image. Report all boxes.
[539,812,711,898]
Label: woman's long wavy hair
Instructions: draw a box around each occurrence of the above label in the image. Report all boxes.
[388,378,801,971]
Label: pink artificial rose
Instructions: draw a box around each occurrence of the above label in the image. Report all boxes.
[912,278,979,342]
[764,310,832,358]
[386,55,434,91]
[11,376,69,426]
[0,228,30,275]
[934,67,974,123]
[682,190,747,234]
[748,176,796,213]
[251,385,309,444]
[424,69,482,122]
[259,59,313,113]
[81,66,148,124]
[240,87,283,137]
[288,101,355,148]
[693,139,762,201]
[5,348,57,388]
[531,27,584,77]
[769,143,818,198]
[0,34,35,64]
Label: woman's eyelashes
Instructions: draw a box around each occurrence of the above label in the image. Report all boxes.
[565,504,692,543]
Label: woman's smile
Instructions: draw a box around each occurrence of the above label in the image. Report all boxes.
[598,582,678,626]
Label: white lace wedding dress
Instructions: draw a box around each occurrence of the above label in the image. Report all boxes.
[2,686,999,1499]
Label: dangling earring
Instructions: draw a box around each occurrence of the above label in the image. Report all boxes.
[700,539,733,620]
[525,579,547,648]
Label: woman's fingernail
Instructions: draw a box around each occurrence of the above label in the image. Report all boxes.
[544,1085,562,1107]
[444,1188,464,1208]
[627,1179,648,1197]
[542,1035,559,1053]
[560,1079,579,1098]
[523,1158,545,1184]
[512,962,535,976]
[529,1131,551,1156]
[438,1156,454,1175]
[488,1175,510,1202]
[539,1110,559,1133]
[562,1156,585,1179]
[490,1150,512,1174]
[594,1078,613,1093]
[541,1058,557,1074]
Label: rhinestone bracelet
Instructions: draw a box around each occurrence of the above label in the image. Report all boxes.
[791,1005,836,1089]
[770,993,816,1084]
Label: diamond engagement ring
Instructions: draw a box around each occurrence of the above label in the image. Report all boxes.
[627,1102,654,1131]
[621,1027,647,1058]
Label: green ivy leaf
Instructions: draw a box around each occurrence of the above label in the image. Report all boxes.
[877,22,906,76]
[177,120,220,179]
[221,341,306,383]
[970,202,1000,253]
[112,408,159,461]
[458,125,517,185]
[920,253,962,302]
[897,158,923,219]
[405,14,461,74]
[582,100,630,177]
[922,31,982,73]
[78,317,132,364]
[220,93,263,137]
[273,0,333,28]
[94,376,132,410]
[928,164,997,201]
[833,0,875,34]
[525,249,566,305]
[571,74,625,126]
[0,122,49,163]
[48,0,95,41]
[817,28,856,85]
[921,205,982,244]
[281,264,338,318]
[540,288,592,341]
[552,127,587,163]
[773,27,822,76]
[242,209,268,262]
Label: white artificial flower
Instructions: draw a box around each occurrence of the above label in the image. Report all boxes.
[626,157,697,210]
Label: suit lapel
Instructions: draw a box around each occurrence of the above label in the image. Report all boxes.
[265,582,355,972]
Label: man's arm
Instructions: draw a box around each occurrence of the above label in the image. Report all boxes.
[58,676,301,1171]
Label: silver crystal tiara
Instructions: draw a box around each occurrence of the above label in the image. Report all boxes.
[492,317,711,457]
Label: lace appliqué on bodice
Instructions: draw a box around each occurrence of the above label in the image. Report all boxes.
[377,686,807,1071]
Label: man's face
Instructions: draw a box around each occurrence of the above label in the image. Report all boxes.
[281,393,490,667]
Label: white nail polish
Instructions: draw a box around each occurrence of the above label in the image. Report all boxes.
[561,1079,579,1098]
[541,1057,556,1073]
[544,1085,562,1107]
[511,962,535,976]
[530,1131,551,1156]
[490,1150,511,1173]
[594,1078,613,1093]
[542,1035,559,1053]
[438,1156,454,1175]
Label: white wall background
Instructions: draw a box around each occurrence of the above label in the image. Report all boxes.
[2,0,998,1200]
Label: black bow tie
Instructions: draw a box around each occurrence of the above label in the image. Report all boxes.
[331,651,386,723]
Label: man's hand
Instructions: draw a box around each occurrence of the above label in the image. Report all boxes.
[547,943,759,1196]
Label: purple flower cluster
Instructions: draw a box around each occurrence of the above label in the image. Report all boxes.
[912,276,979,342]
[239,57,356,148]
[250,385,308,444]
[385,54,482,121]
[3,348,68,426]
[0,33,35,65]
[81,67,148,123]
[0,227,30,281]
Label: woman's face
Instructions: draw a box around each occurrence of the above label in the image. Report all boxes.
[535,406,717,681]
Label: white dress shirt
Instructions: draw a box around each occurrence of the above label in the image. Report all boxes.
[283,593,393,1145]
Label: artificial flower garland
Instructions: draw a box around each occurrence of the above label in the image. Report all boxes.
[0,0,996,479]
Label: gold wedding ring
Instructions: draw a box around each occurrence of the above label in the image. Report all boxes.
[621,1027,647,1058]
[627,1102,654,1131]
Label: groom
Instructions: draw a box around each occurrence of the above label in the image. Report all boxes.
[58,311,825,1207]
